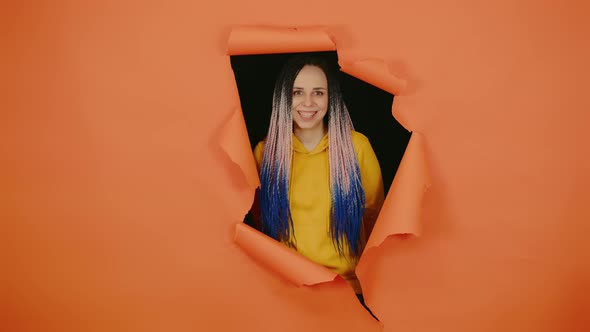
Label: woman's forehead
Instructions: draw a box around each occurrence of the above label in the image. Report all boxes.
[293,65,328,88]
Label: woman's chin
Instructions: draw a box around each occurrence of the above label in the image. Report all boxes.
[294,120,321,130]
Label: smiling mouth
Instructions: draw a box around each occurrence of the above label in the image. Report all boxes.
[297,111,318,120]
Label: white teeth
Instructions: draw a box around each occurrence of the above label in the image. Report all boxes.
[298,111,316,119]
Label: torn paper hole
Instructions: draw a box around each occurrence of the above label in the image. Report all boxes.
[219,26,430,295]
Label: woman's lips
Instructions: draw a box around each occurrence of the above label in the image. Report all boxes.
[297,111,317,120]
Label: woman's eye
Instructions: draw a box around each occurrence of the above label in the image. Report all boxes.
[293,90,302,96]
[314,91,324,96]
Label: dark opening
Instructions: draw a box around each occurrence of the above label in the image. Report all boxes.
[229,50,411,205]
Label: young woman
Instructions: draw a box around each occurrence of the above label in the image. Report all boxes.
[251,54,384,299]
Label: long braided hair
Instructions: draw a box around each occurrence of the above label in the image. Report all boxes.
[259,54,366,259]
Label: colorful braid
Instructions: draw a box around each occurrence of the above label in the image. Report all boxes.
[259,54,366,259]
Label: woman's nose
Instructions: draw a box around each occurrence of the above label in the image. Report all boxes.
[303,94,314,106]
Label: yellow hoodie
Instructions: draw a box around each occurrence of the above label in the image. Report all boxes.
[253,130,384,294]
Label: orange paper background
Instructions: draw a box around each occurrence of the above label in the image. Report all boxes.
[3,1,590,331]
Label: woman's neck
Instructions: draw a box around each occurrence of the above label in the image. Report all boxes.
[294,124,327,151]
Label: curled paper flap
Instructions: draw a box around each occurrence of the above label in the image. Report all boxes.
[355,132,430,305]
[234,223,338,286]
[340,59,407,96]
[227,26,336,55]
[364,131,430,249]
[219,107,260,190]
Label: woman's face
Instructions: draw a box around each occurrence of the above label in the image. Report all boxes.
[291,65,329,132]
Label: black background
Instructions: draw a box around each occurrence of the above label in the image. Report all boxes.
[230,50,411,199]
